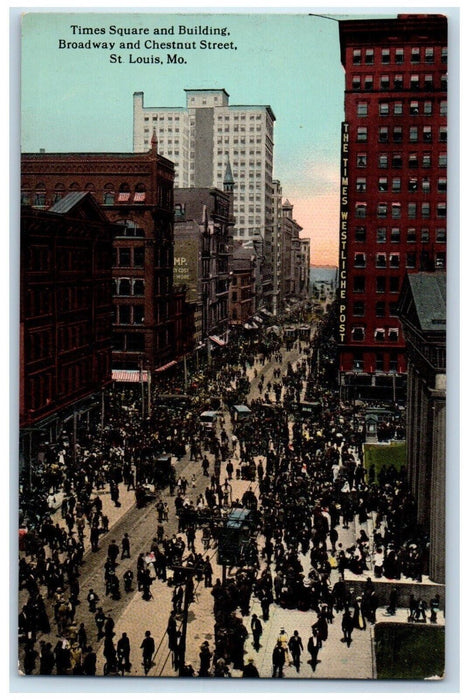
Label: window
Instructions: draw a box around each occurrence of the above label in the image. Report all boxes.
[355,226,366,242]
[376,253,386,268]
[356,177,366,192]
[376,277,386,294]
[377,227,387,243]
[134,247,145,267]
[119,305,131,324]
[389,303,399,317]
[352,327,365,341]
[374,328,385,341]
[421,229,430,243]
[408,202,417,218]
[376,353,384,371]
[439,126,447,142]
[376,302,385,317]
[424,101,433,115]
[391,203,401,219]
[377,203,387,218]
[357,153,367,167]
[393,126,403,142]
[118,278,131,296]
[394,74,403,89]
[365,49,374,64]
[394,101,403,115]
[379,102,390,116]
[364,75,373,90]
[408,177,418,192]
[410,74,420,89]
[422,177,431,193]
[392,177,401,192]
[388,328,399,342]
[391,228,401,243]
[118,248,131,267]
[406,253,416,268]
[352,75,361,89]
[354,252,366,268]
[353,48,361,64]
[437,202,447,218]
[389,253,400,268]
[379,126,389,143]
[435,252,446,269]
[411,47,420,63]
[423,126,432,143]
[378,177,388,192]
[357,126,368,142]
[441,74,448,91]
[355,202,367,218]
[353,301,365,316]
[409,152,418,168]
[133,279,145,296]
[357,102,368,117]
[381,48,390,64]
[395,48,404,63]
[353,353,364,371]
[380,75,390,89]
[422,152,432,168]
[424,74,433,89]
[389,277,399,293]
[439,153,447,168]
[407,228,417,243]
[442,47,448,63]
[354,276,365,293]
[436,228,446,242]
[425,47,434,63]
[392,153,402,168]
[379,153,388,168]
[409,126,418,142]
[410,100,419,115]
[440,100,448,116]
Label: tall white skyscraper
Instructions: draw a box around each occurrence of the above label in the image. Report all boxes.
[133,89,275,244]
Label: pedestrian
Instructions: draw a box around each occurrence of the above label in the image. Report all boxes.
[107,539,119,564]
[87,588,99,613]
[341,608,354,647]
[307,628,320,671]
[242,657,260,678]
[203,556,213,587]
[123,568,134,593]
[250,613,263,651]
[140,630,155,675]
[121,533,131,559]
[39,641,55,675]
[288,630,304,672]
[277,627,290,664]
[117,632,131,675]
[82,646,97,676]
[272,640,286,678]
[198,641,212,677]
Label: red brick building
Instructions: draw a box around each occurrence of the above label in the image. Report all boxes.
[338,14,447,400]
[20,192,116,439]
[21,135,192,374]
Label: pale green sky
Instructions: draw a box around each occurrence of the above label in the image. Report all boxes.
[20,10,388,264]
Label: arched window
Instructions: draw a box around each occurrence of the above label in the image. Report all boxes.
[134,183,146,203]
[118,278,131,296]
[69,182,80,191]
[117,183,131,203]
[34,183,46,206]
[103,183,115,205]
[54,183,65,203]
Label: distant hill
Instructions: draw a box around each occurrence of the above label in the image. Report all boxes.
[310,266,337,287]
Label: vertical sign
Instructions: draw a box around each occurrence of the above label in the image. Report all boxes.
[338,122,349,343]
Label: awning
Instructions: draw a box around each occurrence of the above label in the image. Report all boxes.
[155,360,177,373]
[244,322,258,330]
[112,370,149,383]
[209,335,226,346]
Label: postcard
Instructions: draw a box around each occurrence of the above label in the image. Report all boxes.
[17,8,450,685]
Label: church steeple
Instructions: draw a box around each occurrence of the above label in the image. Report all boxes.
[223,158,235,193]
[151,128,158,153]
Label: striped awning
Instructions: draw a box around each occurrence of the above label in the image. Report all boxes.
[155,360,177,373]
[209,335,226,346]
[112,370,148,383]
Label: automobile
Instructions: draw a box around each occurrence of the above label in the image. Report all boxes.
[199,410,218,433]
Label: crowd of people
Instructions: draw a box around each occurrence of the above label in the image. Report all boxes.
[18,307,440,677]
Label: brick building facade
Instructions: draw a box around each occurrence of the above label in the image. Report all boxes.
[338,14,447,400]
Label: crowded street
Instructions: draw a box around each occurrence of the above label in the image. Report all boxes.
[17,307,443,679]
